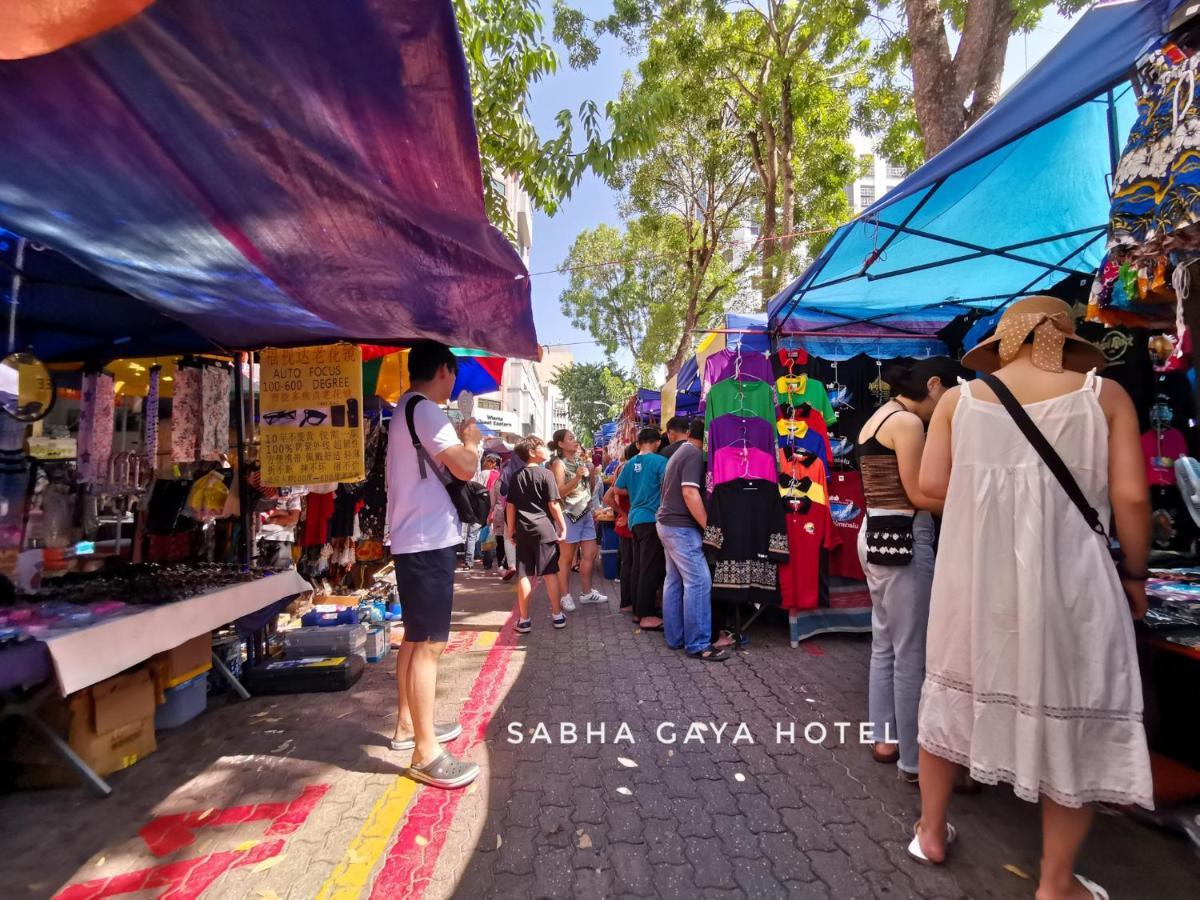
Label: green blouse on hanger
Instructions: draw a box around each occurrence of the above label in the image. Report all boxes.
[704,379,775,428]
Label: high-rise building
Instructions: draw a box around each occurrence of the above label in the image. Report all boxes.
[847,132,907,214]
[535,346,574,439]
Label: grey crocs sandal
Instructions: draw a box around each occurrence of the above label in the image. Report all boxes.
[407,750,480,789]
[390,721,463,752]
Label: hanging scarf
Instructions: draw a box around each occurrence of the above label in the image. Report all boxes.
[144,365,161,467]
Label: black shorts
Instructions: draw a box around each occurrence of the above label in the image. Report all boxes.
[516,540,560,578]
[394,546,456,642]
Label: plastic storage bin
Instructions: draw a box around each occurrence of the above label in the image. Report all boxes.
[301,606,359,627]
[283,624,367,658]
[599,522,620,580]
[155,673,208,730]
[365,627,389,663]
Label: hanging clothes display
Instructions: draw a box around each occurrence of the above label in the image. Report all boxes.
[776,401,832,465]
[778,448,828,502]
[703,478,789,605]
[702,347,774,397]
[775,417,831,469]
[358,420,389,541]
[77,371,115,484]
[144,365,161,467]
[1109,45,1200,254]
[708,414,777,488]
[775,375,836,427]
[171,365,202,463]
[778,491,837,611]
[827,467,866,581]
[704,378,775,427]
[301,489,336,547]
[200,364,232,461]
[772,347,810,380]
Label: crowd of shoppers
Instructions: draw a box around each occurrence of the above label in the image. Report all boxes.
[388,301,1155,900]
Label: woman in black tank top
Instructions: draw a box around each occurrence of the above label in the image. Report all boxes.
[854,358,965,779]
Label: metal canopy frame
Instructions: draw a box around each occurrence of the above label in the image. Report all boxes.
[769,84,1131,340]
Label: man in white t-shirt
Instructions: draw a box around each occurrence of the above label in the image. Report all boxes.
[386,341,482,789]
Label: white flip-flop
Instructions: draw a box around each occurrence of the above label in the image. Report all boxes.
[1074,875,1109,899]
[906,821,957,865]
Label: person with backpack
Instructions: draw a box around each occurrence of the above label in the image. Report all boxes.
[386,341,482,789]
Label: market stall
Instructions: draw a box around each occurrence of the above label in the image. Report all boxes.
[763,0,1200,820]
[0,0,537,796]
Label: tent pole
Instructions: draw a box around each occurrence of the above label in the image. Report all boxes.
[858,180,943,276]
[1105,89,1121,177]
[234,352,252,566]
[7,237,26,353]
[770,224,854,338]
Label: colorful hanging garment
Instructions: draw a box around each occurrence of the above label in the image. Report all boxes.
[708,414,777,489]
[702,348,773,398]
[703,477,789,605]
[704,379,775,428]
[171,366,201,463]
[200,365,231,461]
[778,492,837,612]
[144,365,161,467]
[77,372,115,484]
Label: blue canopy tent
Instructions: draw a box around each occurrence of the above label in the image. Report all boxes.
[768,0,1180,344]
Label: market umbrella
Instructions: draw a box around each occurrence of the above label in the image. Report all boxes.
[361,346,506,404]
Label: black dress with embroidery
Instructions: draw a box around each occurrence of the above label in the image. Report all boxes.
[702,478,790,605]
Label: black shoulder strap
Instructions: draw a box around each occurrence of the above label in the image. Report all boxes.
[869,406,907,441]
[404,395,451,486]
[978,374,1109,541]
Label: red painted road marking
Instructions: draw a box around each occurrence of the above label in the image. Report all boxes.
[138,783,330,856]
[54,840,285,900]
[803,641,825,656]
[368,611,519,898]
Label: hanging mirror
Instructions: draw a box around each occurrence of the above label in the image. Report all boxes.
[0,352,55,422]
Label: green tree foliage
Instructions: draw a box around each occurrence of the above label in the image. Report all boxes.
[865,1,1091,162]
[556,0,863,299]
[558,91,757,382]
[552,362,638,445]
[454,0,606,235]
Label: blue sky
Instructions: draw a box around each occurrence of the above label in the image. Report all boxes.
[524,3,1082,367]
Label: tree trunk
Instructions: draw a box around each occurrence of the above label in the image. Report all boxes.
[904,0,965,159]
[776,71,796,300]
[965,2,1014,127]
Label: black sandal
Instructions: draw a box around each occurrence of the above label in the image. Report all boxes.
[688,645,730,662]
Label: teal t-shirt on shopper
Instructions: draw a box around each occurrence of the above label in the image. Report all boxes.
[616,451,668,527]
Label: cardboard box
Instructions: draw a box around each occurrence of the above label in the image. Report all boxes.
[153,633,213,689]
[91,668,156,734]
[3,675,157,788]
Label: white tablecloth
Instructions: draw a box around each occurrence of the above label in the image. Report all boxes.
[43,570,311,694]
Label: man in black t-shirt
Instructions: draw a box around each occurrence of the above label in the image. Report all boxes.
[505,436,568,635]
[659,416,691,459]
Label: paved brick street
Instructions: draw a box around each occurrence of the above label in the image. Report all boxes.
[2,570,1198,899]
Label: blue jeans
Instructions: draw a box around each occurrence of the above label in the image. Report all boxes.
[657,524,712,655]
[462,523,482,565]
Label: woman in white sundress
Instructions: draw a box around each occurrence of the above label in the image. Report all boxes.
[913,296,1152,900]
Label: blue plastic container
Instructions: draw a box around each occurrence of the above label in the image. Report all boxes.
[599,522,619,580]
[301,606,359,627]
[156,673,208,730]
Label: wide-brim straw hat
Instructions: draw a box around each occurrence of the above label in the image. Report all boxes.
[961,295,1106,374]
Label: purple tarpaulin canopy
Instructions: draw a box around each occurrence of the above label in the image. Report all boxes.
[0,0,537,358]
